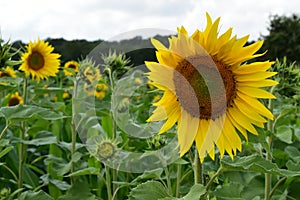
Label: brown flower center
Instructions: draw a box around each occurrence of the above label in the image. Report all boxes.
[174,55,236,120]
[68,64,77,69]
[8,97,20,106]
[28,51,45,70]
[0,72,11,77]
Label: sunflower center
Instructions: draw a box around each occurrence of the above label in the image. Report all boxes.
[68,64,77,69]
[0,72,11,77]
[8,97,20,106]
[28,51,45,70]
[174,55,236,120]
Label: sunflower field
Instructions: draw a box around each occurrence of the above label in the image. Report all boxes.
[0,13,300,200]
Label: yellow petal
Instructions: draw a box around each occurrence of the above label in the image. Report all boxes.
[237,79,279,88]
[237,92,274,120]
[233,61,274,74]
[233,99,267,123]
[237,86,276,99]
[158,102,180,134]
[178,109,199,157]
[235,72,277,82]
[227,107,258,135]
[151,38,167,50]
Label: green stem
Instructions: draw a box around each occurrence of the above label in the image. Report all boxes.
[194,148,202,185]
[70,79,79,185]
[107,68,118,195]
[269,177,286,198]
[18,77,28,199]
[176,164,181,197]
[0,123,10,141]
[265,87,275,200]
[71,121,76,184]
[164,167,172,195]
[105,166,112,200]
[201,167,224,200]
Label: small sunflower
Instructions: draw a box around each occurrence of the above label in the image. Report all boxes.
[0,66,17,78]
[95,83,108,99]
[7,92,23,106]
[64,61,79,76]
[146,13,277,161]
[84,66,101,83]
[0,66,17,85]
[19,39,61,82]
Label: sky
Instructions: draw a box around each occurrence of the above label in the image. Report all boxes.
[0,0,299,43]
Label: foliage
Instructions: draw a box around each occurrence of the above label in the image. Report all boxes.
[262,13,300,64]
[0,35,299,200]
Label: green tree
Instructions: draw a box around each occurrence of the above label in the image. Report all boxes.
[262,14,300,64]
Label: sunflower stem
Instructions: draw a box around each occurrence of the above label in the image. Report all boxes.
[107,67,118,195]
[105,165,112,200]
[0,122,10,141]
[71,78,79,185]
[18,77,28,199]
[176,164,181,197]
[194,148,202,185]
[265,86,275,200]
[164,167,172,195]
[201,167,224,200]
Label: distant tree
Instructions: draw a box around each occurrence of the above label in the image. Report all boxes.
[261,14,300,64]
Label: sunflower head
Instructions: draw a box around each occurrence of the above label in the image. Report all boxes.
[19,39,61,82]
[7,92,23,106]
[95,83,108,99]
[146,13,277,161]
[64,61,79,76]
[0,66,17,85]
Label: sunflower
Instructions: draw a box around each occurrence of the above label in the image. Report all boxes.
[95,83,108,99]
[0,66,17,78]
[64,61,79,76]
[83,66,101,83]
[0,66,17,84]
[19,39,60,82]
[146,13,277,161]
[7,92,23,106]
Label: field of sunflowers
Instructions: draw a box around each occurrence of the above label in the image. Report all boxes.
[0,13,300,200]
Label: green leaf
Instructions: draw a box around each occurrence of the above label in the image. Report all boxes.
[66,167,99,177]
[0,104,66,123]
[58,179,95,200]
[102,115,113,138]
[0,146,13,158]
[128,180,170,200]
[182,184,206,200]
[275,125,293,144]
[221,155,281,175]
[213,183,243,200]
[284,146,300,162]
[131,168,163,184]
[18,135,57,146]
[20,190,54,200]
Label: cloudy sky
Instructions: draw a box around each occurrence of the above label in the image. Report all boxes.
[0,0,299,43]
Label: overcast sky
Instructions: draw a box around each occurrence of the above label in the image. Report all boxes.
[0,0,299,43]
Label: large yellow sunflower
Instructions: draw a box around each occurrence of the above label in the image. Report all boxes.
[64,61,79,76]
[19,39,60,82]
[146,13,277,161]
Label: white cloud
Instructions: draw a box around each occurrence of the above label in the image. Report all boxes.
[0,0,299,42]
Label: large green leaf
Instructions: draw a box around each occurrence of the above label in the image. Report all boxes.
[0,104,66,123]
[221,155,282,175]
[128,180,170,200]
[20,190,54,200]
[212,183,243,200]
[275,125,293,144]
[221,155,300,177]
[58,179,96,200]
